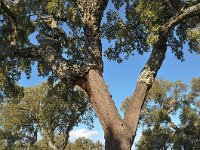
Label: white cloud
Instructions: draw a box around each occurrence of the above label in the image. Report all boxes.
[69,128,99,140]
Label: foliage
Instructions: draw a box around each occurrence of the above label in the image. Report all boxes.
[0,83,95,149]
[103,0,200,62]
[66,138,103,150]
[0,0,199,93]
[136,127,173,150]
[120,78,200,149]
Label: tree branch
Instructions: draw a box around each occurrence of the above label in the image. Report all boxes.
[162,2,200,38]
[168,118,180,132]
[1,0,18,45]
[74,0,109,72]
[0,45,94,80]
[138,2,200,86]
[60,103,88,150]
[0,0,16,22]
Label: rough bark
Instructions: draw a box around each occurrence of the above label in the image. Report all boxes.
[78,69,125,149]
[78,70,146,150]
[78,69,122,135]
[77,32,167,150]
[75,0,108,71]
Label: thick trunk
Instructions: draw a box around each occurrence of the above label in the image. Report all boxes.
[78,38,167,149]
[78,69,135,150]
[78,69,126,149]
[105,136,131,150]
[105,132,134,150]
[78,69,122,135]
[103,82,149,150]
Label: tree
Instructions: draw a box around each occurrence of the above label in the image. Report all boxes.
[0,0,200,149]
[0,83,94,150]
[66,138,103,150]
[136,128,173,150]
[122,78,200,150]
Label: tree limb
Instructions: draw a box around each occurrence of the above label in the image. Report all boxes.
[0,0,16,22]
[137,2,200,86]
[162,2,200,38]
[0,45,93,80]
[1,0,18,45]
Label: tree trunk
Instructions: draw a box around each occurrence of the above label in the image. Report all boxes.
[78,69,133,150]
[104,133,133,150]
[104,82,149,150]
[78,38,167,150]
[78,68,122,126]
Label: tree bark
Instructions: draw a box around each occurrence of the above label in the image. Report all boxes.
[78,69,127,149]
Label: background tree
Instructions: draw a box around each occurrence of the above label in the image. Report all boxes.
[121,78,200,149]
[0,83,95,150]
[0,0,200,149]
[66,137,103,150]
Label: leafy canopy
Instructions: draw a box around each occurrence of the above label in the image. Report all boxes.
[0,83,95,149]
[103,0,200,62]
[66,137,103,150]
[0,0,199,97]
